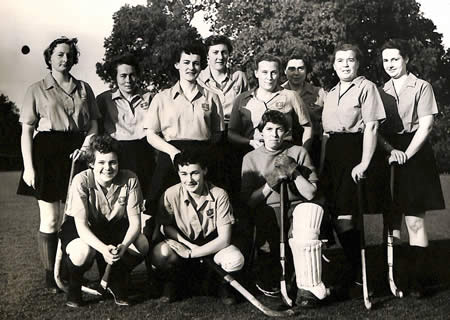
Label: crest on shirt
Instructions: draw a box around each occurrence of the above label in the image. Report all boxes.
[275,101,285,110]
[206,208,214,217]
[140,101,149,110]
[201,103,210,111]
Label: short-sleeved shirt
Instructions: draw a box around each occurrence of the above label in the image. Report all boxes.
[96,88,152,141]
[143,81,224,141]
[282,81,326,136]
[157,182,235,242]
[66,169,143,226]
[198,67,248,121]
[241,143,318,207]
[322,76,385,133]
[380,73,439,134]
[19,73,100,132]
[229,88,311,141]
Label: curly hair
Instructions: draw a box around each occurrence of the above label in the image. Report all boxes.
[173,149,209,171]
[43,36,79,70]
[84,135,121,164]
[111,53,141,79]
[257,109,289,132]
[172,41,207,70]
[204,35,233,53]
[332,43,363,64]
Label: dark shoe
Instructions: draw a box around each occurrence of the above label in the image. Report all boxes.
[295,289,321,308]
[160,281,177,303]
[45,270,60,294]
[66,281,83,308]
[218,283,236,305]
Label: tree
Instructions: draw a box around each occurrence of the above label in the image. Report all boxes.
[202,0,450,172]
[96,2,202,93]
[0,93,21,170]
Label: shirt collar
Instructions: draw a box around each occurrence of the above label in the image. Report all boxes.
[171,81,205,100]
[282,81,315,95]
[181,182,215,206]
[199,66,230,84]
[111,88,144,103]
[383,73,418,93]
[329,75,366,92]
[44,72,78,93]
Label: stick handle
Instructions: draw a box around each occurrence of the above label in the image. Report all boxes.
[100,264,113,290]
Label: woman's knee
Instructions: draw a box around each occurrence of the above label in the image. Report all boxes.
[334,215,355,234]
[38,200,60,232]
[214,245,245,273]
[151,241,179,269]
[132,234,150,256]
[405,215,426,235]
[66,239,95,267]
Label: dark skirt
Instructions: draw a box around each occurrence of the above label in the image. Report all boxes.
[386,133,445,215]
[321,133,390,217]
[17,131,84,202]
[117,138,154,196]
[59,216,129,253]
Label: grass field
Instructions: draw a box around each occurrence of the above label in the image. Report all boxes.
[1,171,449,320]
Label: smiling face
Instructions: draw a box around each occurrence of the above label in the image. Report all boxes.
[285,59,307,86]
[50,43,74,74]
[261,121,286,151]
[178,163,207,195]
[116,64,138,95]
[207,43,229,72]
[255,60,280,92]
[333,50,359,82]
[92,151,119,187]
[382,48,408,79]
[175,52,202,83]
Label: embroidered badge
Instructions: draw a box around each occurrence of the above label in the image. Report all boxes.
[140,101,149,110]
[206,208,214,217]
[201,103,210,111]
[275,101,285,110]
[118,196,127,206]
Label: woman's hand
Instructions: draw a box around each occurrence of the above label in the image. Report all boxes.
[388,149,408,165]
[164,239,192,259]
[249,139,263,149]
[116,243,128,258]
[351,162,369,183]
[101,245,120,265]
[23,167,36,189]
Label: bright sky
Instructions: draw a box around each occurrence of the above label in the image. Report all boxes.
[0,0,448,107]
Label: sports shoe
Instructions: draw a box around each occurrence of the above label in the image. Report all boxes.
[106,277,130,306]
[218,283,236,305]
[295,288,321,309]
[160,281,177,303]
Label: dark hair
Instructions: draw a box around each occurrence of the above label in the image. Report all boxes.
[254,54,282,71]
[332,43,363,63]
[204,35,233,53]
[111,53,141,79]
[257,110,289,132]
[381,39,410,59]
[43,37,79,70]
[285,52,312,74]
[173,149,209,171]
[173,41,207,70]
[85,135,121,164]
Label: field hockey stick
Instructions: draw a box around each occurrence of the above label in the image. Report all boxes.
[357,178,372,310]
[100,248,119,291]
[387,163,403,298]
[279,181,293,307]
[54,157,103,296]
[202,258,295,317]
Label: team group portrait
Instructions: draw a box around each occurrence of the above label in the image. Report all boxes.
[1,0,449,319]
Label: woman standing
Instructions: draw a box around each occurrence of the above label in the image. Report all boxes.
[379,39,445,298]
[320,43,386,296]
[17,37,99,292]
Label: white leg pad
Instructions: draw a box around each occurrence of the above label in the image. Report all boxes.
[292,203,324,240]
[289,238,329,300]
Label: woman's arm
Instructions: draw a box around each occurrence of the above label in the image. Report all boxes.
[351,120,378,182]
[147,130,181,161]
[292,174,317,201]
[228,129,263,149]
[404,115,434,160]
[21,124,35,188]
[117,214,141,256]
[74,217,118,264]
[190,224,232,258]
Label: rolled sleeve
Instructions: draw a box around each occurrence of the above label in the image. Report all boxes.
[144,95,162,133]
[126,175,143,217]
[417,82,439,117]
[361,82,386,123]
[19,86,39,126]
[66,174,90,220]
[215,189,235,228]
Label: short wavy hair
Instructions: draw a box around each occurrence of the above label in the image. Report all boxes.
[173,149,209,171]
[43,36,79,70]
[255,54,282,71]
[204,35,233,53]
[85,135,121,164]
[381,39,410,59]
[172,41,207,70]
[111,53,141,79]
[332,43,363,64]
[257,109,289,132]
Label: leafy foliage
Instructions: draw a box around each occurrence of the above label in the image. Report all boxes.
[96,2,202,93]
[0,93,21,169]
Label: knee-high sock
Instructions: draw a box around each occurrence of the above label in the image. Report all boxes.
[410,245,426,284]
[289,239,329,299]
[337,229,361,281]
[38,231,58,271]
